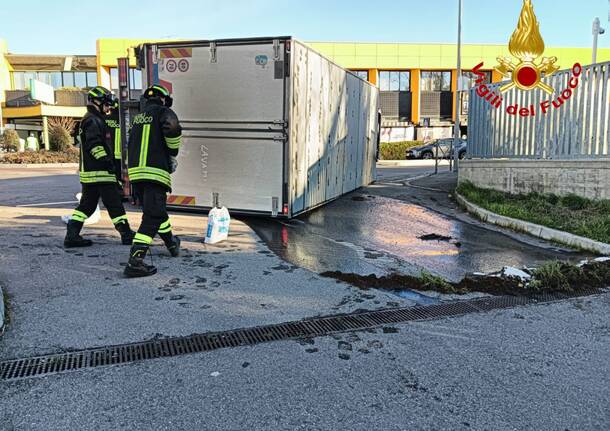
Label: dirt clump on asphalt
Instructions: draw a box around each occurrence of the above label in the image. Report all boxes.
[321,260,610,297]
[418,233,452,242]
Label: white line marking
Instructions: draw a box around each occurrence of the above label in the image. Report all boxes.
[17,200,79,207]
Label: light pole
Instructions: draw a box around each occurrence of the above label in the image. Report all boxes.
[451,0,463,172]
[592,17,605,64]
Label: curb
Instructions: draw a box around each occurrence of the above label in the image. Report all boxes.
[456,193,610,255]
[404,172,453,192]
[0,163,79,169]
[377,160,450,167]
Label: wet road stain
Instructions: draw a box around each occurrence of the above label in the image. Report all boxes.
[243,192,589,282]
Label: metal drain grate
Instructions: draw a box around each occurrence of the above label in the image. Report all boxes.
[0,289,603,382]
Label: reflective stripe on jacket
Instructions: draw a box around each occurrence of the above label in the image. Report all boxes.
[105,114,121,160]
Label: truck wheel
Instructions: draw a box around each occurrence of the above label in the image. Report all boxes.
[422,152,434,160]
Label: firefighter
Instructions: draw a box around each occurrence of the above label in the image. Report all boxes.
[124,84,182,278]
[64,86,136,248]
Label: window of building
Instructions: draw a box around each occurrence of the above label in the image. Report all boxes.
[86,72,98,87]
[110,67,143,90]
[11,70,98,90]
[460,70,492,89]
[62,72,75,87]
[51,72,63,88]
[12,72,25,90]
[352,70,369,81]
[130,68,143,90]
[74,72,87,88]
[23,72,36,89]
[110,68,119,90]
[421,71,451,91]
[379,71,410,92]
[36,72,51,86]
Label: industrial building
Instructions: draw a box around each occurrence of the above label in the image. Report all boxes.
[2,38,609,146]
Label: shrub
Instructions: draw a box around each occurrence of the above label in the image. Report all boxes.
[48,117,77,152]
[49,127,73,152]
[0,148,79,164]
[0,129,20,152]
[379,141,423,160]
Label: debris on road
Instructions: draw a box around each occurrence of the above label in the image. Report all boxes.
[418,233,452,242]
[321,259,610,297]
[500,266,532,280]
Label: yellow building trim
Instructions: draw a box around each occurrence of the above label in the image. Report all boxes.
[0,39,11,103]
[368,68,377,86]
[2,104,86,118]
[306,42,610,71]
[411,69,420,124]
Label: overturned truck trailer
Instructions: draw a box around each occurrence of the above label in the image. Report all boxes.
[134,37,379,218]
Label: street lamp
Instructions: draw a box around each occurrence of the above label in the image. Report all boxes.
[451,0,463,172]
[592,17,605,64]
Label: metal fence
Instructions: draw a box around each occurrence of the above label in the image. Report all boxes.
[468,61,610,159]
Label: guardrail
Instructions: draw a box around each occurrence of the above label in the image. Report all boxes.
[468,61,610,159]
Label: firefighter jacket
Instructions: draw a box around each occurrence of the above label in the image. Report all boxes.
[127,99,182,190]
[78,105,116,184]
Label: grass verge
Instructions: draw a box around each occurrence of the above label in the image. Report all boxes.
[457,181,610,245]
[321,259,610,297]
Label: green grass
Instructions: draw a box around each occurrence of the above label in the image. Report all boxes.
[457,181,610,244]
[379,141,423,160]
[419,270,455,293]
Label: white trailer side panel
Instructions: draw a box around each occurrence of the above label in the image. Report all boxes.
[289,41,379,216]
[289,44,309,214]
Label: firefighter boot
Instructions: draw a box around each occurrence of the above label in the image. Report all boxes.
[64,220,93,248]
[116,221,136,245]
[160,233,181,257]
[124,244,157,278]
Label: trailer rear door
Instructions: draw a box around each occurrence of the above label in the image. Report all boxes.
[148,39,288,215]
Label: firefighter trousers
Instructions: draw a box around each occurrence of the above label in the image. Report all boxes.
[71,183,128,227]
[131,182,174,246]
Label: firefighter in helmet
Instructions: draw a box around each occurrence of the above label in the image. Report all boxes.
[124,84,182,278]
[64,86,136,248]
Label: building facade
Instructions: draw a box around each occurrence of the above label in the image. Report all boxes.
[0,39,96,147]
[3,38,610,147]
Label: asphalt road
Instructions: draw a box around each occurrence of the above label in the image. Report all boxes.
[3,294,609,431]
[0,164,608,430]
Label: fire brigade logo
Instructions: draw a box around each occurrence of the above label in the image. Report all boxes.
[471,0,581,117]
[494,0,559,94]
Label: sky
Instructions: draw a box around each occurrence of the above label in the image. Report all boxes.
[0,0,609,54]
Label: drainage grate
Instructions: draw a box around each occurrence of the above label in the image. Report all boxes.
[0,289,603,382]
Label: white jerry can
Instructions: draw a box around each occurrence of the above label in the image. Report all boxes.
[61,193,101,225]
[204,206,231,244]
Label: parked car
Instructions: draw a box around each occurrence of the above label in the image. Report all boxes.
[406,138,467,160]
